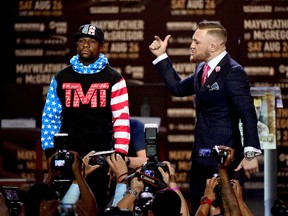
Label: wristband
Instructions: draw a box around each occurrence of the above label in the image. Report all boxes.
[170,186,180,191]
[117,172,128,183]
[200,195,213,205]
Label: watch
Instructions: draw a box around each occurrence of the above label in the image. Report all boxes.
[244,151,255,161]
[200,195,213,205]
[126,187,138,197]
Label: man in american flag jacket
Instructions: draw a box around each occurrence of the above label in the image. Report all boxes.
[41,24,130,215]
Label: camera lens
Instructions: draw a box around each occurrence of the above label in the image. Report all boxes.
[89,155,107,166]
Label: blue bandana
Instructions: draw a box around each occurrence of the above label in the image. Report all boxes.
[70,53,108,74]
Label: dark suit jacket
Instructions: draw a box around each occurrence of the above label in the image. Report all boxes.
[154,53,261,168]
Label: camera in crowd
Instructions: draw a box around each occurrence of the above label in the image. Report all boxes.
[198,145,228,165]
[88,149,115,168]
[134,124,168,215]
[50,133,75,198]
[51,133,74,181]
[271,199,288,216]
[1,186,24,216]
[141,124,168,178]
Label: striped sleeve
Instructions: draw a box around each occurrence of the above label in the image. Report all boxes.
[111,78,130,155]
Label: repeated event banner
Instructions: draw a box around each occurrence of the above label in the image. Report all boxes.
[6,0,288,195]
[13,1,288,100]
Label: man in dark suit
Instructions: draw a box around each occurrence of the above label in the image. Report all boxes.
[149,20,262,214]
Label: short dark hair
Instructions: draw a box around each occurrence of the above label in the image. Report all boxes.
[24,182,58,216]
[151,188,181,216]
[198,20,227,45]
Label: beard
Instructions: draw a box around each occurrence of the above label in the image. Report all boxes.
[79,52,93,61]
[80,55,93,62]
[79,52,99,65]
[190,48,211,63]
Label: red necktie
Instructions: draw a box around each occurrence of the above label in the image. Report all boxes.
[201,63,210,86]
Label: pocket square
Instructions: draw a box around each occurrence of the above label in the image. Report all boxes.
[207,82,219,91]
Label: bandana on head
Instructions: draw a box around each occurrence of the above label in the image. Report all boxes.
[70,53,108,74]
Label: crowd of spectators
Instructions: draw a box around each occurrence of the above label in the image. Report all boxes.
[1,130,287,216]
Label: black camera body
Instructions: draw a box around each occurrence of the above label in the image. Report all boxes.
[51,133,74,181]
[89,155,107,166]
[135,124,168,214]
[1,186,24,216]
[88,150,115,167]
[141,124,168,180]
[52,149,74,180]
[198,146,228,165]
